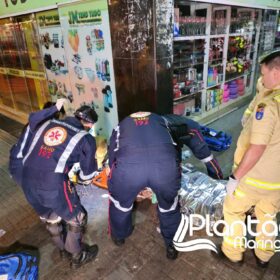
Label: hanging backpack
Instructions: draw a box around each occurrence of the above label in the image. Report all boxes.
[0,252,38,280]
[200,125,232,152]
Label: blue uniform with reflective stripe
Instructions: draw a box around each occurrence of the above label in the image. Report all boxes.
[163,115,223,179]
[108,113,181,246]
[22,117,97,220]
[9,106,59,186]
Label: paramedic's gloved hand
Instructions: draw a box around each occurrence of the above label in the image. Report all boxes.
[105,166,110,177]
[78,179,92,186]
[56,98,67,111]
[226,176,239,196]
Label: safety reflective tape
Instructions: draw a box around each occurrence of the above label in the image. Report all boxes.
[108,194,133,212]
[274,95,280,102]
[223,236,244,248]
[79,169,98,181]
[7,68,25,77]
[158,196,179,213]
[0,67,7,74]
[234,188,245,198]
[200,154,214,163]
[233,163,238,170]
[161,116,177,146]
[245,177,280,190]
[39,215,62,224]
[23,121,51,164]
[113,125,120,152]
[16,125,30,159]
[25,70,46,80]
[245,108,252,115]
[51,119,81,133]
[55,131,87,173]
[255,239,274,251]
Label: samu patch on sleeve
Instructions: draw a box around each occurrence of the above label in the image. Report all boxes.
[255,103,266,120]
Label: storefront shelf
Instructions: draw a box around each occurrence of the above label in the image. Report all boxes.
[174,35,207,41]
[173,91,202,103]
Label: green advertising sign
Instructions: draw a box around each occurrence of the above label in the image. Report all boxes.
[36,10,60,27]
[0,0,71,17]
[0,0,280,18]
[198,0,280,8]
[59,0,107,25]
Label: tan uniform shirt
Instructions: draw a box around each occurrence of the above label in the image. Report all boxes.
[242,77,269,125]
[234,88,280,188]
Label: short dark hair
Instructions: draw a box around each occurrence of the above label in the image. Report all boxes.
[259,50,280,69]
[74,105,98,123]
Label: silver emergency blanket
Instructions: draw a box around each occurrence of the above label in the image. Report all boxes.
[179,165,227,224]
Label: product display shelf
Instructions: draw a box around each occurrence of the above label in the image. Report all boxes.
[174,62,205,69]
[173,91,202,102]
[174,35,206,41]
[192,92,250,123]
[173,3,262,119]
[225,71,252,83]
[206,83,222,89]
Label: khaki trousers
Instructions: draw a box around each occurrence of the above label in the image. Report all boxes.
[222,182,280,262]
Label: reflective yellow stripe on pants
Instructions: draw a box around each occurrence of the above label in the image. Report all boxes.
[245,177,280,190]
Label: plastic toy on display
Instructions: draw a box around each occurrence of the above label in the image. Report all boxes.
[68,29,79,53]
[53,33,59,48]
[61,36,64,48]
[91,29,104,51]
[72,53,81,64]
[74,65,83,79]
[44,53,53,69]
[41,32,52,49]
[96,59,110,82]
[48,80,58,96]
[75,83,85,95]
[91,87,99,99]
[86,35,93,55]
[85,68,95,82]
[102,85,113,113]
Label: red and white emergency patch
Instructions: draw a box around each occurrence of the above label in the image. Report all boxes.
[44,126,67,146]
[130,112,151,118]
[130,112,151,126]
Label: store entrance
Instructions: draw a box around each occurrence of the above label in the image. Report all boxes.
[0,14,49,119]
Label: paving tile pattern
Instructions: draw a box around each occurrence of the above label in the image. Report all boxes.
[1,110,280,279]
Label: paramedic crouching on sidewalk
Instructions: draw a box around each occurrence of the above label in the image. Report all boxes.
[108,112,184,260]
[219,50,280,268]
[21,105,99,269]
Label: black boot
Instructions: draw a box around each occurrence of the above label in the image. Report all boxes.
[166,245,178,260]
[211,245,243,266]
[253,250,269,268]
[71,244,99,269]
[111,236,125,246]
[59,249,71,260]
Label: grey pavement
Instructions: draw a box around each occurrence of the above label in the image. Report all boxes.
[0,106,280,279]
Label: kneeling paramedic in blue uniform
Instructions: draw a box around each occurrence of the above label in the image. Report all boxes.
[162,114,223,179]
[21,105,99,269]
[9,99,65,186]
[108,112,184,260]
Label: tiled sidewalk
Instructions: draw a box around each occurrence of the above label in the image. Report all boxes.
[0,109,280,279]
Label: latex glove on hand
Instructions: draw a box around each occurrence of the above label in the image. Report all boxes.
[55,98,67,111]
[78,179,92,186]
[226,176,239,196]
[105,166,110,176]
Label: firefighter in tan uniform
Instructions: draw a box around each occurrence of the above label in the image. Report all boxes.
[221,50,280,268]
